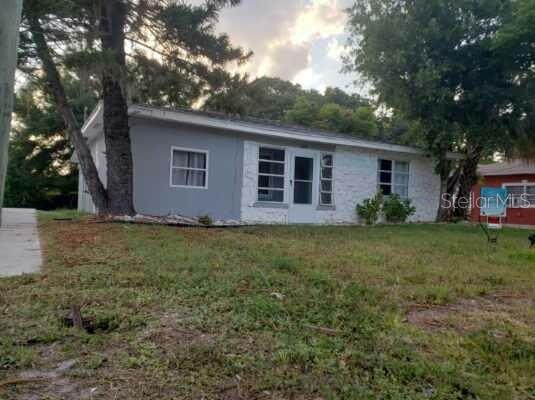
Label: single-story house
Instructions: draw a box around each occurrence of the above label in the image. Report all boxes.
[470,160,535,227]
[78,104,455,224]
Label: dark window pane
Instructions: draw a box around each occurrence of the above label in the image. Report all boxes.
[259,175,284,189]
[321,193,332,205]
[258,189,284,202]
[321,180,332,192]
[259,147,285,162]
[259,161,284,175]
[294,157,313,181]
[379,172,392,184]
[380,184,392,195]
[322,154,333,167]
[506,186,524,196]
[294,181,313,204]
[322,167,332,179]
[379,159,392,171]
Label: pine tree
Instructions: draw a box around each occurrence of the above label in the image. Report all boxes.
[19,0,250,215]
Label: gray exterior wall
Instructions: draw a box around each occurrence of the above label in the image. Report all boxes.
[77,112,441,223]
[130,117,244,220]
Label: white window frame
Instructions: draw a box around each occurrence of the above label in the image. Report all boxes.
[319,153,334,206]
[377,158,410,198]
[502,182,535,208]
[257,145,287,203]
[169,146,209,190]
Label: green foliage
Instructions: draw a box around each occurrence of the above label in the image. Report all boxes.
[204,75,395,141]
[5,77,96,209]
[198,214,213,226]
[20,0,250,109]
[356,192,383,225]
[204,76,304,120]
[383,194,416,223]
[346,0,534,166]
[357,192,416,224]
[2,215,533,398]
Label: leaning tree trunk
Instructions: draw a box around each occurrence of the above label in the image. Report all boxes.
[99,0,135,216]
[453,144,483,219]
[29,16,110,213]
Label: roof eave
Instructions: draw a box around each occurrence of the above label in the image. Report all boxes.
[129,105,461,159]
[80,104,462,160]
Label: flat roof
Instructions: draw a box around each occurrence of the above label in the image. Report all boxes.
[82,103,462,159]
[478,160,535,176]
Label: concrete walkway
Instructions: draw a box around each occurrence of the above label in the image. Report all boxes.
[0,208,42,277]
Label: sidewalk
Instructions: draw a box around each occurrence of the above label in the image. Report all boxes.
[0,208,42,277]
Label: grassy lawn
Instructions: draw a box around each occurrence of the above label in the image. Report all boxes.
[1,211,534,399]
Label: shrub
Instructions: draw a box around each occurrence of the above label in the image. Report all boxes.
[356,192,383,225]
[198,215,213,226]
[383,194,416,223]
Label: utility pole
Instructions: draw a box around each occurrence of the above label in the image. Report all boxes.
[0,0,23,226]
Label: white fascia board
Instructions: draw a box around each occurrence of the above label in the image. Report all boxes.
[129,105,462,159]
[81,101,103,140]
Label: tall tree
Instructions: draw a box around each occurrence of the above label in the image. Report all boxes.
[0,0,23,225]
[19,0,250,215]
[5,77,95,209]
[346,0,531,219]
[99,1,135,215]
[204,76,304,120]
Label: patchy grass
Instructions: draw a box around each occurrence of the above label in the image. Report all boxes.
[1,212,534,399]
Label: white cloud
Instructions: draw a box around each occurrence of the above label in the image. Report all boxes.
[216,0,357,91]
[293,67,324,91]
[327,37,349,61]
[290,0,348,45]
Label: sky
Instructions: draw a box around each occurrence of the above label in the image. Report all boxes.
[215,0,360,94]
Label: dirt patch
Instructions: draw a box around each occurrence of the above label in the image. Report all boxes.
[407,292,535,333]
[0,358,91,400]
[147,314,216,351]
[42,218,130,268]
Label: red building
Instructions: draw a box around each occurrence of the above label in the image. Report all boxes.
[471,161,535,227]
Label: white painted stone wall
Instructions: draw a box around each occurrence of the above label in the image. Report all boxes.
[241,141,290,223]
[240,141,441,224]
[77,134,107,214]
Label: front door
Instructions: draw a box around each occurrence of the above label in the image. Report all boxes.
[289,150,318,223]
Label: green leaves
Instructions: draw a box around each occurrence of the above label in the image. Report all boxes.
[346,0,532,160]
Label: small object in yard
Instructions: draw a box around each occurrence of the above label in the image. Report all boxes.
[270,292,285,300]
[529,234,535,248]
[478,187,508,253]
[198,214,213,226]
[53,218,73,221]
[63,305,96,333]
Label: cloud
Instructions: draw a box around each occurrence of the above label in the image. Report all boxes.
[293,67,324,91]
[290,0,348,45]
[327,37,349,61]
[263,44,310,81]
[215,0,357,92]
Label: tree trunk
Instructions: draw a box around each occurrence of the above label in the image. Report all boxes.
[436,155,454,222]
[98,0,135,216]
[29,16,110,213]
[0,0,23,226]
[453,144,483,219]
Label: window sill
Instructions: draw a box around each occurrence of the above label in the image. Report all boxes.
[253,202,289,209]
[317,205,336,211]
